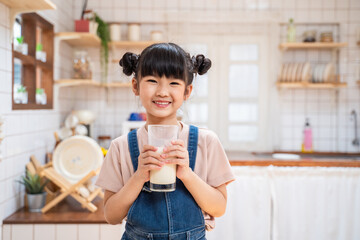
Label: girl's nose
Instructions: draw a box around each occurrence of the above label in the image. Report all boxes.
[156,84,169,97]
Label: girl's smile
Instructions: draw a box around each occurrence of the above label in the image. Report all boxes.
[152,100,172,108]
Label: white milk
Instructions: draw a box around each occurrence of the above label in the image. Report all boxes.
[150,147,176,185]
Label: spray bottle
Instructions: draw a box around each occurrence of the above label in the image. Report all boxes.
[301,118,313,153]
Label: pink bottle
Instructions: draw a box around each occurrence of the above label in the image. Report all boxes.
[302,118,313,153]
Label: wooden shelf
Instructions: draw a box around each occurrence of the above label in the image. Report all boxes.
[36,60,52,71]
[108,41,159,48]
[357,41,360,46]
[55,79,132,88]
[13,51,35,65]
[277,82,347,89]
[55,32,101,47]
[279,42,348,50]
[55,79,101,87]
[357,80,360,85]
[104,82,132,88]
[0,0,56,11]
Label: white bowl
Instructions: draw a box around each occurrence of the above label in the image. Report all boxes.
[72,110,95,124]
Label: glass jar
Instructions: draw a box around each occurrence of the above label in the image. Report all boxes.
[73,51,92,79]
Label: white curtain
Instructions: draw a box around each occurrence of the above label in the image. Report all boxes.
[207,166,360,240]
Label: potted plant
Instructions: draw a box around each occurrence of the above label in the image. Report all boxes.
[14,84,28,104]
[17,170,49,212]
[36,43,46,62]
[15,36,28,55]
[93,13,110,83]
[36,88,47,105]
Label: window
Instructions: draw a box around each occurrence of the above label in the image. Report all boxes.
[12,13,54,110]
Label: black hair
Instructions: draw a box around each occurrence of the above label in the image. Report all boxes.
[119,43,211,87]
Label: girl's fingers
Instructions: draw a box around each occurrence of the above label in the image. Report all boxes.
[164,157,188,166]
[163,144,185,153]
[161,150,187,159]
[141,156,164,166]
[142,150,163,160]
[142,145,157,152]
[170,139,185,147]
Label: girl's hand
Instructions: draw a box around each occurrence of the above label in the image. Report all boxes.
[134,145,164,183]
[161,140,192,181]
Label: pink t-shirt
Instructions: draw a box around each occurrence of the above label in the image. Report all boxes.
[96,122,235,230]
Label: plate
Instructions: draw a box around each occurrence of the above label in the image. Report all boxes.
[323,63,335,82]
[295,63,304,82]
[287,63,293,82]
[53,135,103,183]
[291,63,299,82]
[302,62,311,82]
[281,63,288,82]
[272,153,301,160]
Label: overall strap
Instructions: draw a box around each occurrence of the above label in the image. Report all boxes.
[188,125,199,171]
[128,129,140,171]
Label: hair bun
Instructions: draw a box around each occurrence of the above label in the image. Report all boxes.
[192,54,212,75]
[119,52,139,76]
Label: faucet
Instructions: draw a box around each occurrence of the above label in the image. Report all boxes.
[351,110,359,146]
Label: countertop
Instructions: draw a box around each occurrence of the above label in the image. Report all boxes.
[228,152,360,167]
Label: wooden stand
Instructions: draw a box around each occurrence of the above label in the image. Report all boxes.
[26,155,104,213]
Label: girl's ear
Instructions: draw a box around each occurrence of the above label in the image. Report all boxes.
[132,78,139,95]
[184,84,193,100]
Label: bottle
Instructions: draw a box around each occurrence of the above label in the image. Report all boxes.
[287,18,296,42]
[301,118,313,153]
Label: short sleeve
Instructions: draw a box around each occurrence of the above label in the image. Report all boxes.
[205,132,235,187]
[95,141,124,193]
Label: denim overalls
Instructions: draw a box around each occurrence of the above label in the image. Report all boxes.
[122,125,206,240]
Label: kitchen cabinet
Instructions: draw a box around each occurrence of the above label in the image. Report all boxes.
[12,13,54,110]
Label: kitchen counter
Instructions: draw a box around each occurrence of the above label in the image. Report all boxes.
[228,152,360,168]
[3,196,107,224]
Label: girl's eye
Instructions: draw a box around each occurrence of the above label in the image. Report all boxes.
[170,82,180,85]
[147,79,157,83]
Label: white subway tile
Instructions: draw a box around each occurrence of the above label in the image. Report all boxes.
[349,10,360,23]
[127,0,140,8]
[322,10,336,22]
[326,0,336,9]
[350,0,360,8]
[12,224,33,240]
[270,0,282,9]
[79,224,100,240]
[336,0,350,9]
[56,224,78,240]
[309,0,322,9]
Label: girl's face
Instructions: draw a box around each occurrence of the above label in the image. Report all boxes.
[132,75,192,125]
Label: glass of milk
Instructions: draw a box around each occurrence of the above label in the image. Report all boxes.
[148,125,179,192]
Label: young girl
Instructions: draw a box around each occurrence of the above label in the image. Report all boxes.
[96,43,235,240]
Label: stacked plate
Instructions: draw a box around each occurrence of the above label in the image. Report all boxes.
[312,63,335,83]
[278,62,311,82]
